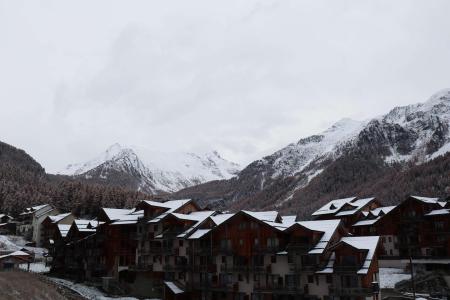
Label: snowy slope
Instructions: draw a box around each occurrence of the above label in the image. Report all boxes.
[255,88,450,185]
[59,144,240,194]
[174,89,450,210]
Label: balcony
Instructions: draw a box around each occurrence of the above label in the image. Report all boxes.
[252,246,283,254]
[287,242,311,252]
[333,264,361,273]
[329,286,373,296]
[163,264,189,272]
[213,246,234,255]
[289,263,318,273]
[194,282,239,292]
[130,264,153,272]
[220,264,250,273]
[192,264,217,273]
[190,247,212,255]
[254,284,302,294]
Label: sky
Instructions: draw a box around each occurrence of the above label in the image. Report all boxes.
[1,0,450,173]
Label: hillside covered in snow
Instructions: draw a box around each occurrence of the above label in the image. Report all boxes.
[59,144,240,194]
[174,89,450,215]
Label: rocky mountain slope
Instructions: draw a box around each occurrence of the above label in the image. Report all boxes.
[174,89,450,216]
[59,144,240,194]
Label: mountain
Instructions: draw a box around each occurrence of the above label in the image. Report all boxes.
[59,144,240,194]
[0,140,146,216]
[174,89,450,216]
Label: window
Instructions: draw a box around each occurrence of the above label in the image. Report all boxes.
[326,275,332,284]
[238,274,243,281]
[287,254,293,264]
[308,275,314,283]
[267,237,279,249]
[222,256,226,264]
[271,255,276,263]
[388,236,392,242]
[179,240,183,247]
[434,221,444,230]
[239,239,244,247]
[254,238,259,246]
[154,225,158,231]
[238,222,247,230]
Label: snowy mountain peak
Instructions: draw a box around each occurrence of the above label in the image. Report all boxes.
[59,144,240,194]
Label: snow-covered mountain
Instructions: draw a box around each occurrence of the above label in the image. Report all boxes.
[59,144,240,194]
[175,89,450,214]
[257,88,450,184]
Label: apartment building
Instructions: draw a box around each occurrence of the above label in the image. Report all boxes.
[49,195,450,299]
[40,212,75,249]
[16,204,59,244]
[351,196,448,259]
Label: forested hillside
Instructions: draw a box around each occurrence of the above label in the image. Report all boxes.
[0,141,148,216]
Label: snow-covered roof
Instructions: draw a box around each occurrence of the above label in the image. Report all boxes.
[210,213,234,226]
[174,211,216,238]
[316,252,335,274]
[292,219,341,254]
[369,206,396,217]
[425,209,450,216]
[0,250,31,259]
[410,195,440,204]
[57,224,71,237]
[48,213,72,224]
[187,229,211,240]
[0,214,12,219]
[73,219,103,232]
[352,205,397,227]
[147,199,193,223]
[20,204,51,215]
[164,281,184,294]
[281,215,297,224]
[102,208,135,222]
[353,218,380,227]
[334,198,375,216]
[242,210,280,222]
[312,197,357,216]
[338,236,380,274]
[110,210,144,225]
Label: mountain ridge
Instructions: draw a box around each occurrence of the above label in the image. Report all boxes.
[59,144,240,194]
[173,89,450,216]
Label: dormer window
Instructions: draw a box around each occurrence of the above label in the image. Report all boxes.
[330,204,337,210]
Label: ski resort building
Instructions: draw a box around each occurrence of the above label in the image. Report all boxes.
[16,204,59,245]
[47,195,450,300]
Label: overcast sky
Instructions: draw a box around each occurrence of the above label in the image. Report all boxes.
[1,0,450,173]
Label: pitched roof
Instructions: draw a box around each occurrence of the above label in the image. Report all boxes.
[73,219,103,232]
[0,250,31,259]
[241,210,280,223]
[336,236,379,274]
[57,224,71,237]
[48,213,72,224]
[287,219,341,254]
[147,199,193,223]
[102,208,135,222]
[110,210,144,225]
[210,213,234,226]
[312,197,357,216]
[334,198,376,216]
[352,205,396,227]
[175,211,217,238]
[425,209,450,216]
[410,195,440,204]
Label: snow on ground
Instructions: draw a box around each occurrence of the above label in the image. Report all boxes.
[0,235,47,259]
[18,262,50,273]
[49,277,161,300]
[379,267,411,289]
